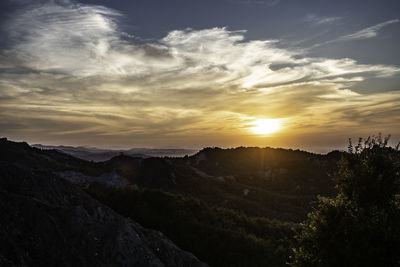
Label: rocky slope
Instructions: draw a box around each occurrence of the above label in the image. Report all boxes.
[0,139,207,267]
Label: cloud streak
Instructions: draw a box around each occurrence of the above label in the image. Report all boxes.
[311,19,400,49]
[0,0,399,149]
[339,19,399,40]
[304,13,342,25]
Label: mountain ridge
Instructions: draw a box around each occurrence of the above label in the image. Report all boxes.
[0,137,343,266]
[0,138,207,267]
[32,143,198,162]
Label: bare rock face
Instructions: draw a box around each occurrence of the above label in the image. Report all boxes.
[0,162,208,267]
[58,170,130,188]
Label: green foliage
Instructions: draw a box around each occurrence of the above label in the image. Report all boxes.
[86,184,293,267]
[290,135,400,267]
[338,134,400,209]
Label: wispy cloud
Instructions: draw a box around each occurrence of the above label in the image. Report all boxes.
[0,0,399,148]
[304,13,342,25]
[339,19,399,40]
[311,19,400,49]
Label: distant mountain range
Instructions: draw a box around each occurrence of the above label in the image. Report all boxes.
[32,144,198,162]
[1,137,343,266]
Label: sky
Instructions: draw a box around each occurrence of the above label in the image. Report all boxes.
[0,0,399,152]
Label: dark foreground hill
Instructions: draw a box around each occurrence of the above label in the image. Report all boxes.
[0,138,207,267]
[0,138,342,266]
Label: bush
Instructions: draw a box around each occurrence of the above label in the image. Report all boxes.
[290,135,400,267]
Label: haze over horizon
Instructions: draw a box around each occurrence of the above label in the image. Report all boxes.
[0,0,399,152]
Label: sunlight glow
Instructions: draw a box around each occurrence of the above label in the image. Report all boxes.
[250,119,282,135]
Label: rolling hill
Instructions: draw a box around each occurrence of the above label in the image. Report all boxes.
[0,138,342,266]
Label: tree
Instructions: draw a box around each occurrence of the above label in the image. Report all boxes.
[289,134,400,267]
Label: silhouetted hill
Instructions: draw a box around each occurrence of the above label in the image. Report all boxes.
[0,137,343,267]
[0,138,207,267]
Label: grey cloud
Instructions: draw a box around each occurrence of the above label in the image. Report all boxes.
[311,19,400,49]
[340,19,399,40]
[304,13,342,25]
[330,95,400,129]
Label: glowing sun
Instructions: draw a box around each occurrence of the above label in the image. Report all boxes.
[250,119,282,135]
